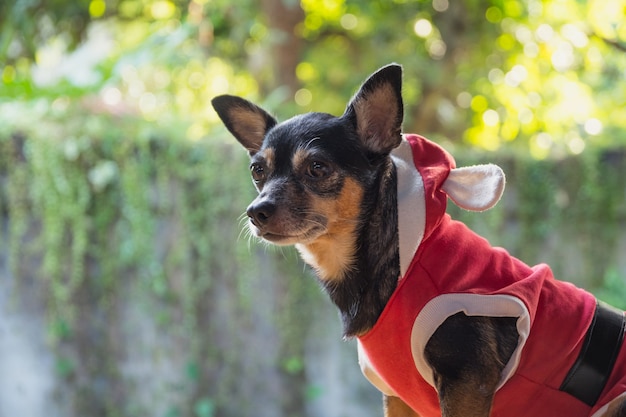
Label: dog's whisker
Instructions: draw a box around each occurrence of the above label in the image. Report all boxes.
[298,213,360,232]
[237,226,253,253]
[237,223,249,242]
[237,212,249,225]
[278,245,290,261]
[235,212,262,254]
[302,136,321,151]
[246,229,255,252]
[236,214,253,243]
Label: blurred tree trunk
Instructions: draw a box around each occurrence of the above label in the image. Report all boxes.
[253,7,308,413]
[411,1,476,140]
[260,0,305,95]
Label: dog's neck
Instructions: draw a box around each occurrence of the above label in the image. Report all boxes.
[298,159,400,337]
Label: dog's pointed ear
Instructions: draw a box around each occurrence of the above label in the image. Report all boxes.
[442,164,506,211]
[211,95,277,155]
[343,64,404,155]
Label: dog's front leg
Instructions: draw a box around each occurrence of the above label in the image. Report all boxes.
[600,396,626,417]
[429,371,496,417]
[384,394,420,417]
[424,313,518,417]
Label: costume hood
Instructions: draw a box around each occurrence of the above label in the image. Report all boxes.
[391,134,505,276]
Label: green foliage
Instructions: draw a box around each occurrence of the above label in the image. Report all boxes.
[193,398,215,417]
[595,268,626,310]
[289,0,626,155]
[0,99,318,415]
[3,0,626,156]
[3,98,624,417]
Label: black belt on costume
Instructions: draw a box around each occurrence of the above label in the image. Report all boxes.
[560,300,626,406]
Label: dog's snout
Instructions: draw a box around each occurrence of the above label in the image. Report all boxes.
[247,200,276,226]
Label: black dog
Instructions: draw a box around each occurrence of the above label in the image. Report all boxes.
[212,64,626,417]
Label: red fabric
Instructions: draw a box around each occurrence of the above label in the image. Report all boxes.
[357,134,623,417]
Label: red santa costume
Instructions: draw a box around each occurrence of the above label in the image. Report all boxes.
[356,134,626,417]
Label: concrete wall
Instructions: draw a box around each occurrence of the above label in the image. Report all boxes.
[1,186,625,417]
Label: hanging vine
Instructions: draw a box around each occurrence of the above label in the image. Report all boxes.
[1,101,625,416]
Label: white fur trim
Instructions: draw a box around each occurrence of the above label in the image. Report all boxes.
[442,164,505,212]
[357,340,397,396]
[391,138,426,277]
[357,138,425,396]
[410,293,531,391]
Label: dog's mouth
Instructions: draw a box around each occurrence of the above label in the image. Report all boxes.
[250,221,327,246]
[259,231,300,244]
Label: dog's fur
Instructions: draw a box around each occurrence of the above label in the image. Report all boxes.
[211,64,626,417]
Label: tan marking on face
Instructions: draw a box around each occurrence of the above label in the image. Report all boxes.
[292,147,310,172]
[296,177,364,281]
[262,147,275,171]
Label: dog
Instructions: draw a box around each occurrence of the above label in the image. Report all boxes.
[211,64,626,417]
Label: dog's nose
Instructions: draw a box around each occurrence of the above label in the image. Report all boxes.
[247,200,276,226]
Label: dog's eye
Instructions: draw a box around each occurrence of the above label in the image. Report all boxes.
[250,163,265,182]
[307,161,330,179]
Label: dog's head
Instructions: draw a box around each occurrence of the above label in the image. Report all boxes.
[211,64,404,249]
[212,64,507,282]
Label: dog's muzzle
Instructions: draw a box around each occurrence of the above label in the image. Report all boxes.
[247,199,276,228]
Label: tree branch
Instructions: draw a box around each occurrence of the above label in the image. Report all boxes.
[592,33,626,53]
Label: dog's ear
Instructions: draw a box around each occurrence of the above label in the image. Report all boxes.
[343,64,404,155]
[211,95,277,155]
[442,164,506,211]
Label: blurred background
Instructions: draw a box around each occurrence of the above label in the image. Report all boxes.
[0,0,625,416]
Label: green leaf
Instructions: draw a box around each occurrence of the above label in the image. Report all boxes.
[193,398,215,417]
